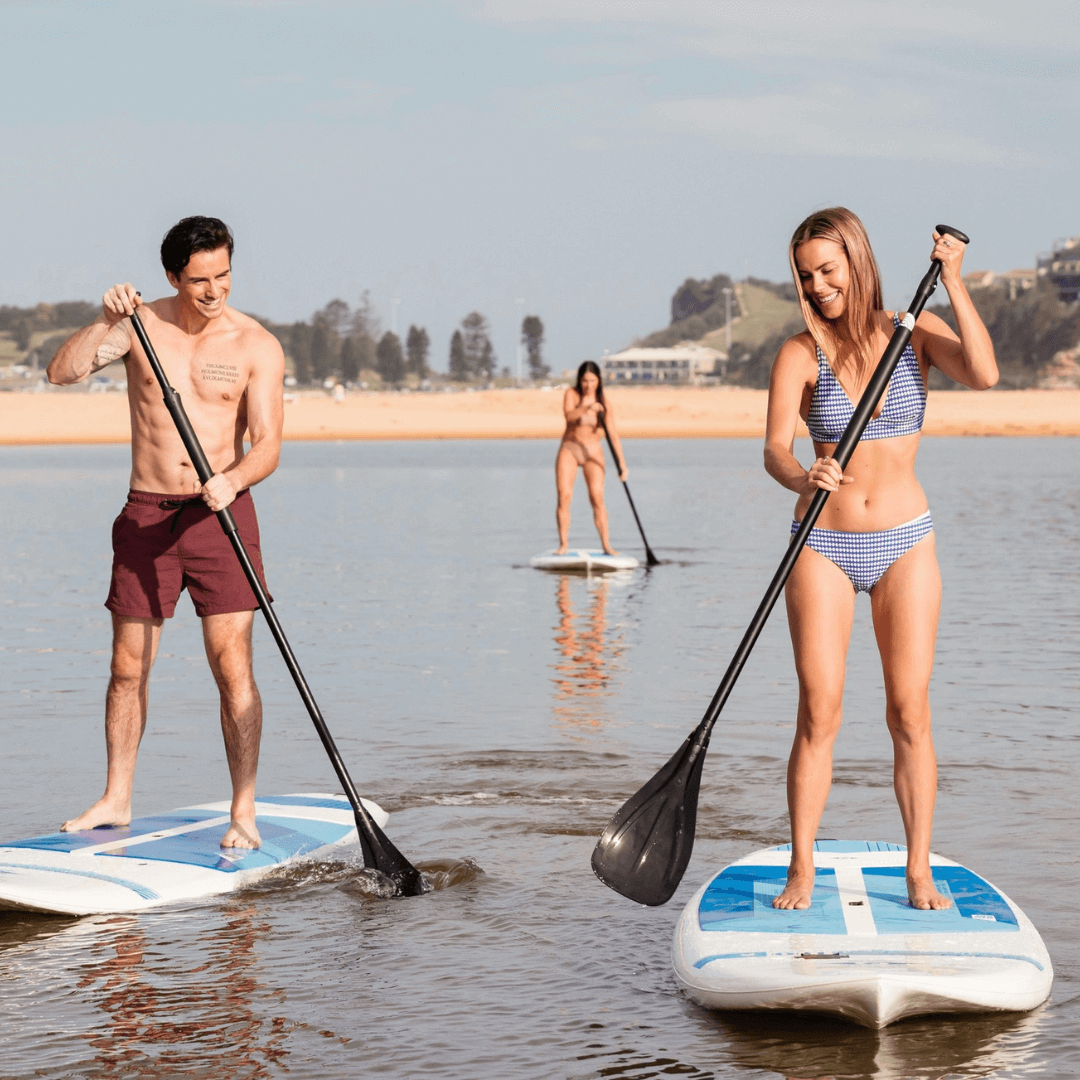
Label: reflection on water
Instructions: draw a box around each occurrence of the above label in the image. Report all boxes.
[76,908,289,1079]
[696,1003,1048,1079]
[550,573,628,728]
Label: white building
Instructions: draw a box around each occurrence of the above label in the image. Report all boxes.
[601,344,726,384]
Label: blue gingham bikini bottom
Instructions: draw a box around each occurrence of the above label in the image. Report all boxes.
[791,511,934,594]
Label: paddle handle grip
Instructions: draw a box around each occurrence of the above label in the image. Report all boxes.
[692,229,963,747]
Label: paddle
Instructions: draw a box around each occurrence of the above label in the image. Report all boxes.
[599,413,660,567]
[129,308,430,898]
[591,225,968,906]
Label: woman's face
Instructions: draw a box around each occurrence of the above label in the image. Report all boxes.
[580,371,599,395]
[795,238,850,321]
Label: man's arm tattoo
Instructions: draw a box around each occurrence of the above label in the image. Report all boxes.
[93,320,131,371]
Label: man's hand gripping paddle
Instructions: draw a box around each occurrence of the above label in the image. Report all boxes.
[591,226,968,906]
[129,308,430,898]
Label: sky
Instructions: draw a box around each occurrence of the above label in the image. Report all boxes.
[2,0,1077,373]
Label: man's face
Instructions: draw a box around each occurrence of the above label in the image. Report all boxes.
[167,246,232,320]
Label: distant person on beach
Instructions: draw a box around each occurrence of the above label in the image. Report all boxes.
[555,360,628,555]
[47,216,285,850]
[764,207,997,911]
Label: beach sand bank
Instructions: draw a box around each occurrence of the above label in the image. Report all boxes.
[3,385,1080,445]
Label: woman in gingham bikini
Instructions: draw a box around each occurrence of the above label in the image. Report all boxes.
[764,208,998,912]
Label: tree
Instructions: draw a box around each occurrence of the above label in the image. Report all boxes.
[339,336,361,383]
[315,298,351,337]
[521,315,548,378]
[376,331,405,385]
[289,322,313,384]
[310,322,336,384]
[448,329,468,380]
[460,311,495,379]
[406,325,430,377]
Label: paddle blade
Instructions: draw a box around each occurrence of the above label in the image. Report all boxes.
[591,733,708,906]
[355,810,432,897]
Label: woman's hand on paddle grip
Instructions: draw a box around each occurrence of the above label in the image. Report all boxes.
[803,455,850,495]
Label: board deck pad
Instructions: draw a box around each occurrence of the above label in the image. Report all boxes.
[672,840,1052,1028]
[0,793,387,916]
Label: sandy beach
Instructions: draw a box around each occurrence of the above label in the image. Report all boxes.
[3,385,1080,445]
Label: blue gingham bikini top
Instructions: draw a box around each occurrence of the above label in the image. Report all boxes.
[805,314,926,443]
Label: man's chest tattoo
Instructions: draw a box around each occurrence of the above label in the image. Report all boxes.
[200,363,240,385]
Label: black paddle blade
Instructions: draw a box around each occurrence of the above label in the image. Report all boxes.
[591,733,708,906]
[355,811,432,897]
[644,547,661,568]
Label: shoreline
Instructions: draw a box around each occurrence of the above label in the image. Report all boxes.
[4,386,1080,445]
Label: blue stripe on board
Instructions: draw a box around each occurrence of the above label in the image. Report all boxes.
[699,866,846,934]
[863,867,1018,934]
[2,812,223,854]
[692,949,1044,972]
[0,862,160,900]
[97,816,353,873]
[771,840,907,853]
[254,795,352,811]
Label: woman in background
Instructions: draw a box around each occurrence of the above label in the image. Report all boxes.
[764,207,997,911]
[555,361,627,555]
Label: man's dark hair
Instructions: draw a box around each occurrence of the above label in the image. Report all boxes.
[160,216,235,277]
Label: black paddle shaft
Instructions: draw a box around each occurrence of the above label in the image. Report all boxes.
[128,309,428,897]
[591,225,967,905]
[599,413,660,566]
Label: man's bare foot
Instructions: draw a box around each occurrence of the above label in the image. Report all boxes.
[556,545,568,555]
[907,871,951,910]
[61,797,131,833]
[773,866,815,909]
[603,547,621,557]
[221,819,261,850]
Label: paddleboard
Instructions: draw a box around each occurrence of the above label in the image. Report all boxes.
[672,841,1052,1029]
[0,793,387,916]
[530,549,639,572]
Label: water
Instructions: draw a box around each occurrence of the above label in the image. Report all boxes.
[1,437,1078,1079]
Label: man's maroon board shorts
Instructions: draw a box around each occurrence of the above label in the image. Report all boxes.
[106,489,272,619]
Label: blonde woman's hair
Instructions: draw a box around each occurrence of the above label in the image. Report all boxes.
[788,207,883,372]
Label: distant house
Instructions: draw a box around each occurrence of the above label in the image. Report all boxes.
[601,344,726,384]
[1037,238,1080,302]
[964,268,1036,301]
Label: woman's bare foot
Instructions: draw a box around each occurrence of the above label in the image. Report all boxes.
[221,817,261,850]
[773,865,816,909]
[907,870,951,910]
[555,545,568,555]
[61,797,131,833]
[602,547,620,557]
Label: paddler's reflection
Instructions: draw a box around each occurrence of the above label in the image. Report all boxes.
[551,574,625,728]
[76,906,290,1077]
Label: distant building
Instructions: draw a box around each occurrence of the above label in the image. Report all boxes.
[601,343,726,384]
[964,268,1036,301]
[1037,237,1080,302]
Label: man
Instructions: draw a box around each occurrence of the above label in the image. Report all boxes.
[48,216,285,849]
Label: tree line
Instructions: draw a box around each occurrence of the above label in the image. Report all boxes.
[0,296,551,386]
[267,299,549,385]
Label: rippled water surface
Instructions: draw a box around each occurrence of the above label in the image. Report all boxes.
[2,437,1078,1079]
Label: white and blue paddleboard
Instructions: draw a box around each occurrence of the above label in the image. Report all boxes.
[530,549,639,572]
[673,841,1052,1029]
[0,793,387,917]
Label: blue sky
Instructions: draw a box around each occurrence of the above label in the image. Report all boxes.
[2,0,1077,371]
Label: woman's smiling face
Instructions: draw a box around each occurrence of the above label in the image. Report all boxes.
[795,238,850,320]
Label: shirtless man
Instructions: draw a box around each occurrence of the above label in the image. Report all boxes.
[47,216,285,849]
